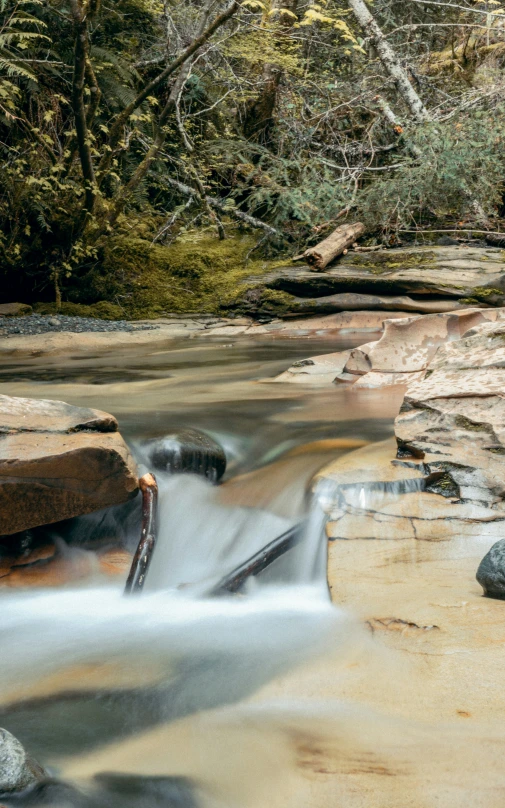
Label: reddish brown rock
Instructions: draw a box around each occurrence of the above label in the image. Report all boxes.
[0,395,138,536]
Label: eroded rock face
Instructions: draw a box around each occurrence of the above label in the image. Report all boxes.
[0,395,138,536]
[315,438,505,542]
[393,321,505,511]
[277,307,505,388]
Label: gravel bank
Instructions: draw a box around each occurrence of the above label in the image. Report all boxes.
[0,314,159,336]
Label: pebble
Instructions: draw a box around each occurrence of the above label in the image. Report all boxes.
[0,314,159,337]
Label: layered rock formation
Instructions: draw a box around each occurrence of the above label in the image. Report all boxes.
[0,395,138,536]
[277,306,505,386]
[243,245,505,317]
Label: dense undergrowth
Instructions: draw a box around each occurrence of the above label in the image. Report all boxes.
[2,0,505,314]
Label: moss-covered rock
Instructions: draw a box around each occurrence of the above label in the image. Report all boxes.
[78,232,284,319]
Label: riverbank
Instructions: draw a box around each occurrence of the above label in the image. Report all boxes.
[0,310,414,358]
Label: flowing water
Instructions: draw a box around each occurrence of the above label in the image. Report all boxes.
[1,335,499,808]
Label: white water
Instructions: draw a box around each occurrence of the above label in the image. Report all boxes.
[0,470,355,808]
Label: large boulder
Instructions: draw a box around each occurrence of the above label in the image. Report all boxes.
[0,395,138,536]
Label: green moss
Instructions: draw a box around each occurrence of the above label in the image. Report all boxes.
[471,286,504,299]
[81,231,285,319]
[344,249,437,273]
[426,473,460,498]
[34,301,124,319]
[257,288,295,314]
[453,415,493,433]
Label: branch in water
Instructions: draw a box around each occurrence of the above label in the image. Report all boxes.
[124,473,158,595]
[210,521,306,596]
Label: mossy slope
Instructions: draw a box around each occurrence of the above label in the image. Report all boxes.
[74,232,285,319]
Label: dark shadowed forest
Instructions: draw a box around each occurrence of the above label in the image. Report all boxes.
[2,0,505,315]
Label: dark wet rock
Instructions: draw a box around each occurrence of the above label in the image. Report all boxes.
[0,728,46,794]
[0,395,138,536]
[0,304,32,318]
[266,292,471,317]
[436,236,460,246]
[476,539,505,599]
[145,429,226,482]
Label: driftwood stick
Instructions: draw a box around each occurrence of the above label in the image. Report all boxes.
[210,521,306,596]
[294,222,365,271]
[124,473,158,595]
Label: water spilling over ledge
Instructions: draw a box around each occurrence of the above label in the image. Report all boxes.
[1,334,505,808]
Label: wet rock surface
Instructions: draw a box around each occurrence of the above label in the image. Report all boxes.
[277,307,505,387]
[0,314,158,336]
[0,395,138,537]
[143,429,226,482]
[476,539,505,600]
[0,728,45,793]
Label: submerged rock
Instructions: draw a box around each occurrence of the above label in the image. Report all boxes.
[145,429,226,482]
[0,728,45,793]
[476,539,505,600]
[0,395,138,537]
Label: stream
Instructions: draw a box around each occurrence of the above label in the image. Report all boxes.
[0,336,422,808]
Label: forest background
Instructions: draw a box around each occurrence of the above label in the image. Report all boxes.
[2,0,505,317]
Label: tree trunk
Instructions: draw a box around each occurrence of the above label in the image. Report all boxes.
[242,0,298,143]
[104,3,238,229]
[69,0,99,216]
[296,222,365,271]
[347,0,430,123]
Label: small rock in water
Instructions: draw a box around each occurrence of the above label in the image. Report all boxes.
[145,428,227,482]
[0,728,45,793]
[476,539,505,599]
[48,318,60,327]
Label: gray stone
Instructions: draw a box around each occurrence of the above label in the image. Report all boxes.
[476,539,505,599]
[0,727,45,793]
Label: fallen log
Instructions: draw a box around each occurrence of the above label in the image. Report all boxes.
[124,473,158,595]
[294,222,365,271]
[209,521,306,596]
